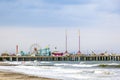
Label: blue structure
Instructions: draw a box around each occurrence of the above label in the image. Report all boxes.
[37,48,51,56]
[20,51,29,56]
[20,48,51,56]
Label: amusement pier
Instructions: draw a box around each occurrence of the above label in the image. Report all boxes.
[0,30,120,61]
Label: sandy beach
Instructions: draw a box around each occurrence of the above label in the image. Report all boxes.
[0,71,57,80]
[0,62,57,80]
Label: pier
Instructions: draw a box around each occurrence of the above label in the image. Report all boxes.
[0,55,120,61]
[0,30,119,62]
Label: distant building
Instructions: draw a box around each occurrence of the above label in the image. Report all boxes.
[1,53,9,56]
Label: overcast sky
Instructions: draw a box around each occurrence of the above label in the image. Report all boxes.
[0,0,120,54]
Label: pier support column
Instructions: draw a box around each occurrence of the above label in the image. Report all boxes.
[22,58,25,61]
[118,56,120,61]
[110,56,111,61]
[116,56,118,61]
[102,56,103,61]
[78,57,80,61]
[96,57,98,61]
[10,57,12,61]
[99,56,101,61]
[79,57,81,61]
[90,57,92,61]
[84,57,86,61]
[67,57,69,61]
[104,57,106,61]
[115,56,116,61]
[16,57,18,61]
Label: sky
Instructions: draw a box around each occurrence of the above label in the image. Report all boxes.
[0,0,120,54]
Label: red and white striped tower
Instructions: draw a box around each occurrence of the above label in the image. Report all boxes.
[16,45,18,55]
[77,30,81,54]
[65,29,68,53]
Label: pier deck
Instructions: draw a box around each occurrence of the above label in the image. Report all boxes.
[0,55,120,61]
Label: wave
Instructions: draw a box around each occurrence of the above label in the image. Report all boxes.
[98,63,120,68]
[72,64,98,67]
[54,62,120,68]
[54,63,72,66]
[40,61,51,64]
[3,61,22,65]
[3,61,54,66]
[54,63,99,68]
[98,64,120,68]
[4,61,120,68]
[0,63,118,80]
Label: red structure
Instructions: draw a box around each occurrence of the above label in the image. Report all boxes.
[77,30,81,54]
[65,30,68,54]
[52,51,63,56]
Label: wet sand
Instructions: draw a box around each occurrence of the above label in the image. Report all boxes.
[0,71,57,80]
[0,62,57,80]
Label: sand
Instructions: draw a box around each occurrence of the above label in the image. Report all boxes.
[0,62,58,80]
[0,71,57,80]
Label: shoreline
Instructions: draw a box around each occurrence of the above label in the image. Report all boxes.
[0,62,58,80]
[0,71,57,80]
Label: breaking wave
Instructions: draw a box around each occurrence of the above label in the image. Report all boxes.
[98,63,120,68]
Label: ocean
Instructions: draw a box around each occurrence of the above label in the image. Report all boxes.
[0,61,120,80]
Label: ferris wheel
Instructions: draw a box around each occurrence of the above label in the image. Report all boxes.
[30,43,41,55]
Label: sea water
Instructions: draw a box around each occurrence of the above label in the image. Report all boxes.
[0,61,120,80]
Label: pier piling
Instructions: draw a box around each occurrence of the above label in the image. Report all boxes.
[0,55,120,61]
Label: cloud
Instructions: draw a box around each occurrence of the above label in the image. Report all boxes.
[0,0,119,27]
[93,0,120,14]
[0,0,120,53]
